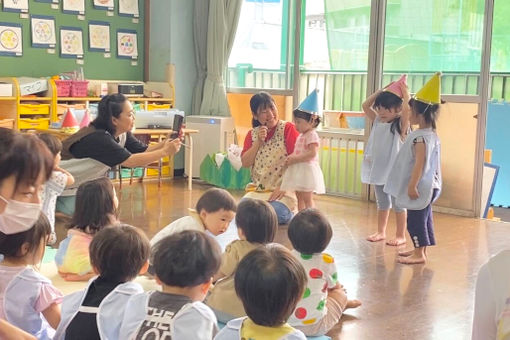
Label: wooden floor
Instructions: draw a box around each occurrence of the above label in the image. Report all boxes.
[98,178,509,339]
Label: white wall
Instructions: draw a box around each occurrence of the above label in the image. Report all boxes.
[149,0,197,170]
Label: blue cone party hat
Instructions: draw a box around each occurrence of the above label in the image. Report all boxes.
[298,89,321,116]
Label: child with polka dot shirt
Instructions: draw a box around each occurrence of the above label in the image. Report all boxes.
[287,209,361,336]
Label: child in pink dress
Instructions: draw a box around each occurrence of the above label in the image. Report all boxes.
[280,90,325,211]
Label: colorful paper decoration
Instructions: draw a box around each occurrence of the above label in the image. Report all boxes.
[60,27,84,58]
[117,30,137,59]
[31,15,56,48]
[89,21,110,52]
[119,0,139,17]
[0,23,23,56]
[93,0,114,10]
[3,0,29,12]
[62,0,84,15]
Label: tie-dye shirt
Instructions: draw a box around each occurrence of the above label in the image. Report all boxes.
[55,229,94,276]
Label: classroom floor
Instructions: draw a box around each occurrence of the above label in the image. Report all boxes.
[53,178,510,340]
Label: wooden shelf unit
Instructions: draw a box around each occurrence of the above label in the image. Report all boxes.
[0,77,55,130]
[0,77,175,131]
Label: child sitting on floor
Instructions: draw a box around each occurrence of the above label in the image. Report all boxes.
[215,244,308,340]
[0,214,63,340]
[120,230,222,340]
[55,177,119,281]
[206,198,277,322]
[54,224,150,340]
[38,133,75,245]
[287,209,361,336]
[150,188,237,246]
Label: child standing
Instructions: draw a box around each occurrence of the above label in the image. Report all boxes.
[216,244,308,340]
[385,72,442,265]
[150,187,236,246]
[120,230,222,340]
[55,177,119,281]
[0,214,63,340]
[280,90,325,211]
[287,209,361,336]
[38,133,75,245]
[54,224,150,340]
[206,198,278,322]
[361,75,410,246]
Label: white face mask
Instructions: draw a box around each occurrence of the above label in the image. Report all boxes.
[0,195,41,234]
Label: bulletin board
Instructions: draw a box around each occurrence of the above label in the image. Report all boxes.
[0,0,144,80]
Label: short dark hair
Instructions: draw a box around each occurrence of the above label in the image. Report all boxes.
[38,133,62,156]
[152,230,221,287]
[89,224,150,282]
[70,177,116,234]
[288,209,332,254]
[374,91,403,111]
[250,92,276,128]
[236,198,276,244]
[0,129,54,191]
[91,93,128,135]
[0,213,51,260]
[235,244,307,327]
[374,91,404,135]
[196,188,237,214]
[409,97,441,130]
[293,109,321,128]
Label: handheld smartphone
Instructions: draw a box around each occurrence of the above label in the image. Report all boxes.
[170,114,184,139]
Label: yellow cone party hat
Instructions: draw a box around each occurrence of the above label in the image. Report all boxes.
[414,72,441,104]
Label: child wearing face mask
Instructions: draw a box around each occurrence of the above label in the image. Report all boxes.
[361,75,410,247]
[0,214,63,340]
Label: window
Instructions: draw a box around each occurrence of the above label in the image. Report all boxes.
[227,0,295,90]
[382,0,485,95]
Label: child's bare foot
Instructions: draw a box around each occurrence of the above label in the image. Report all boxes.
[386,237,406,246]
[345,299,362,310]
[398,255,426,265]
[398,249,415,257]
[366,232,386,242]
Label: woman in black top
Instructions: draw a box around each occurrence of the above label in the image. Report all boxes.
[57,94,181,215]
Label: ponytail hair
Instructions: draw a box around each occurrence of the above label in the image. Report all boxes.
[409,98,441,130]
[92,94,127,135]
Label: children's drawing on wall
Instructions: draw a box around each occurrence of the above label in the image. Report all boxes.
[117,30,137,59]
[93,0,113,10]
[62,0,85,14]
[89,22,110,52]
[0,23,23,56]
[119,0,139,17]
[3,0,29,12]
[31,16,56,48]
[60,27,83,57]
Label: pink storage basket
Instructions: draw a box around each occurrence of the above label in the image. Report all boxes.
[70,81,89,97]
[54,80,72,97]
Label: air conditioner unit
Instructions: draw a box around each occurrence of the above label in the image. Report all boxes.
[185,116,236,178]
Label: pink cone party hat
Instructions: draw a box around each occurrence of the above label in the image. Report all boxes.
[79,109,91,128]
[384,74,407,98]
